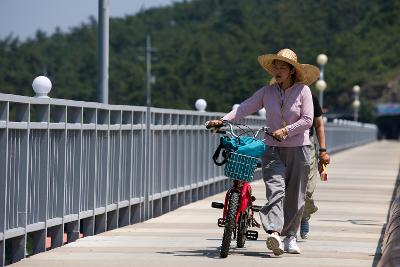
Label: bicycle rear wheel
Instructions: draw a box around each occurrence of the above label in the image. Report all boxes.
[220,191,240,258]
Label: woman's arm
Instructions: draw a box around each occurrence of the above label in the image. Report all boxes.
[284,86,313,137]
[314,116,331,164]
[222,87,265,121]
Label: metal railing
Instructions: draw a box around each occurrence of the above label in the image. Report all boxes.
[0,93,377,266]
[325,120,377,153]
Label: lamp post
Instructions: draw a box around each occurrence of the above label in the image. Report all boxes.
[352,85,361,121]
[316,54,328,109]
[98,0,109,104]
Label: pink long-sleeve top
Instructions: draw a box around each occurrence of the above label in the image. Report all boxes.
[222,83,313,147]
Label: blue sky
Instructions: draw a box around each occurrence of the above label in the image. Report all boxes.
[0,0,183,41]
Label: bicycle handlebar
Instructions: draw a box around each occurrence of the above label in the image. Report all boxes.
[205,120,281,142]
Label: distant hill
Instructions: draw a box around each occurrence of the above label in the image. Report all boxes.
[1,0,399,122]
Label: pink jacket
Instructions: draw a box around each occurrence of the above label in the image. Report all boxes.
[222,83,313,147]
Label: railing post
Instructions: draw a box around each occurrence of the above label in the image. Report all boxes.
[29,103,50,255]
[94,109,108,235]
[0,101,8,267]
[127,111,134,225]
[14,103,29,263]
[63,107,82,243]
[105,109,111,230]
[144,106,152,220]
[80,107,96,238]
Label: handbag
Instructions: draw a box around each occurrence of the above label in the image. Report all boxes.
[212,136,266,166]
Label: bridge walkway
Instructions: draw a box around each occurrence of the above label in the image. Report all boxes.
[13,141,400,267]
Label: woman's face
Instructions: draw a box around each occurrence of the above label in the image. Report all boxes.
[273,60,293,83]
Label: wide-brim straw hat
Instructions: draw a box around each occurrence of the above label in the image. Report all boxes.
[258,48,320,86]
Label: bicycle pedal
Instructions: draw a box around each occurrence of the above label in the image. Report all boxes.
[245,230,258,240]
[211,202,224,209]
[217,218,225,227]
[251,205,262,212]
[251,217,261,228]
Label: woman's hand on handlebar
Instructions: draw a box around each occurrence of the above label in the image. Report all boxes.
[272,127,288,141]
[205,119,224,129]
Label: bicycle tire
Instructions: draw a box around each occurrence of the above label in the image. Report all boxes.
[220,191,240,258]
[236,212,248,248]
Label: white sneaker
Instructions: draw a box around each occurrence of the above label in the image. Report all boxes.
[266,232,284,256]
[283,235,301,254]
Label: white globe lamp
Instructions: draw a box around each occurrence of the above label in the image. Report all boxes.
[32,76,52,98]
[195,99,207,112]
[352,100,360,109]
[258,108,266,117]
[232,104,240,110]
[353,85,361,93]
[315,79,327,92]
[316,54,328,66]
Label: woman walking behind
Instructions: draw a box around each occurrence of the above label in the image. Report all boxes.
[207,48,320,256]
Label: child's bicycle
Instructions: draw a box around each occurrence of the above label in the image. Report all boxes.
[205,121,279,258]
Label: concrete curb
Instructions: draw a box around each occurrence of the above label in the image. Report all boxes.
[378,169,400,267]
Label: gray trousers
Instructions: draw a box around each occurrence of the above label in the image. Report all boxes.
[259,146,311,237]
[302,136,319,221]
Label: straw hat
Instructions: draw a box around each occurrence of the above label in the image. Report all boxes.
[258,48,320,86]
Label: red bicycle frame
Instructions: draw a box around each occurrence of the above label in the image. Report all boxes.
[222,180,254,224]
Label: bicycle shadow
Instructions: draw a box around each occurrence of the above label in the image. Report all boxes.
[157,246,273,259]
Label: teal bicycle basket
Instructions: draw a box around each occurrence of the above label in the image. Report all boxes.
[224,152,258,182]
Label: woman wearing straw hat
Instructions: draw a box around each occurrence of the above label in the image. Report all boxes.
[207,48,320,256]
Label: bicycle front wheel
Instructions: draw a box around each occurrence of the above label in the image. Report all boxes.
[220,191,240,258]
[236,212,248,248]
